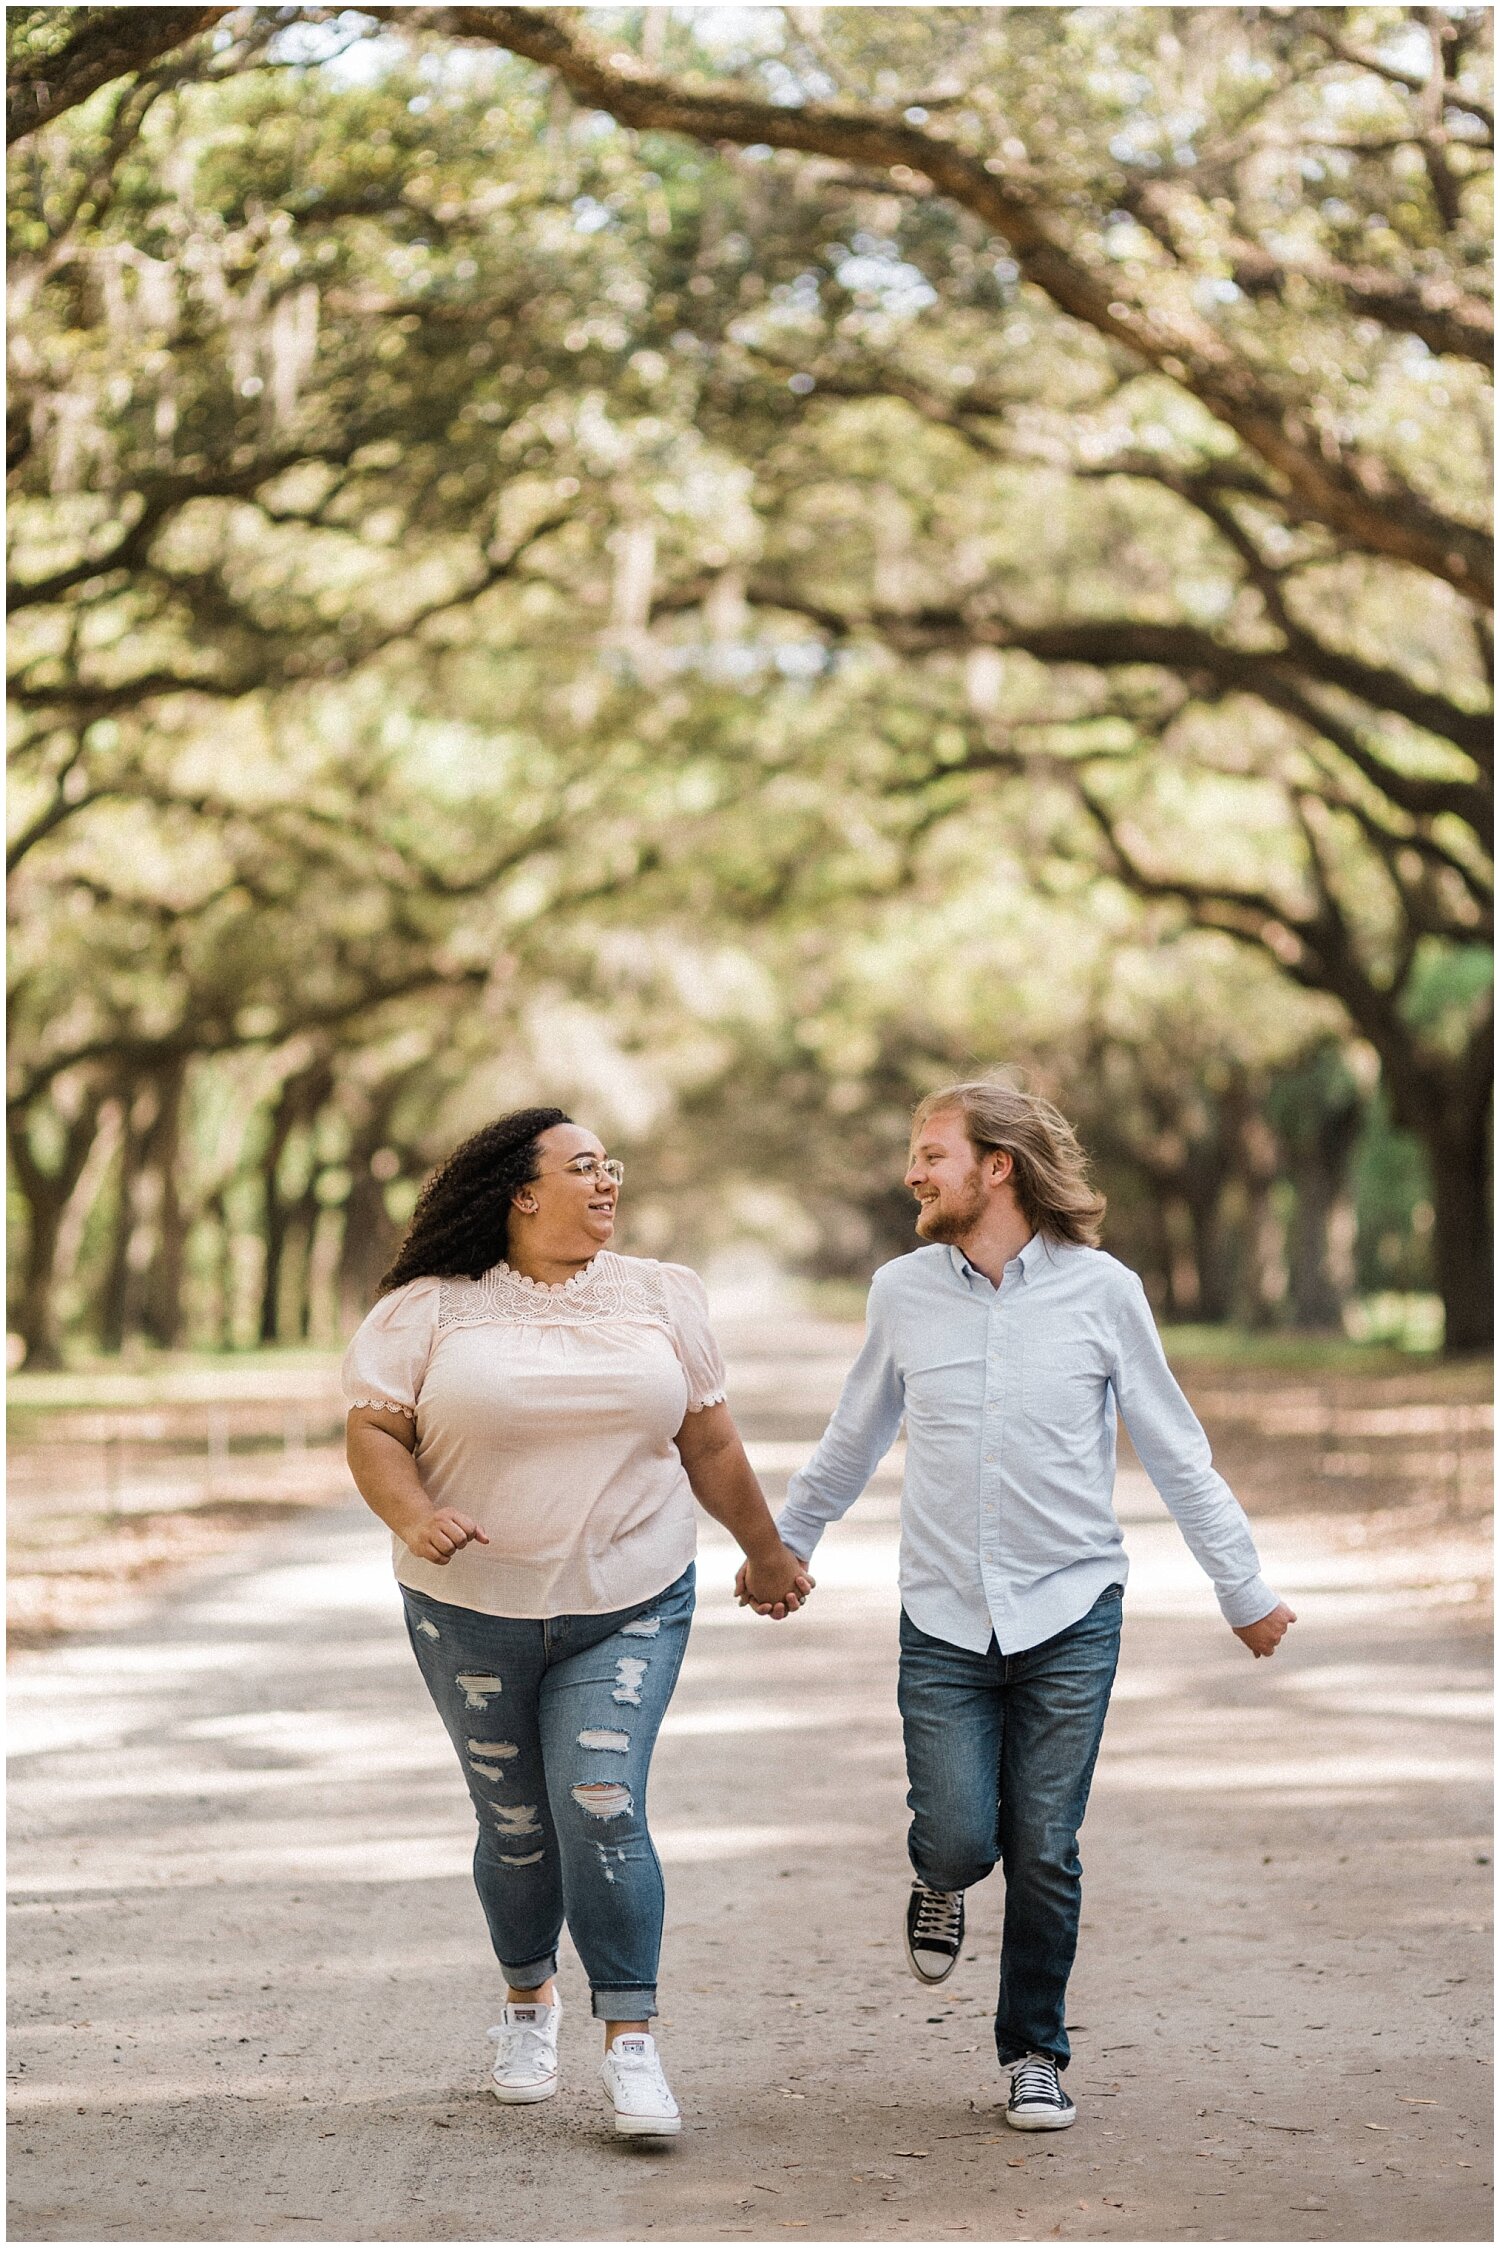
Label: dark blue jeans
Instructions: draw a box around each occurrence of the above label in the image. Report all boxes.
[897,1584,1122,2071]
[402,1563,694,2020]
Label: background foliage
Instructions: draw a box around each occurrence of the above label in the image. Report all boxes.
[8,3,1492,1362]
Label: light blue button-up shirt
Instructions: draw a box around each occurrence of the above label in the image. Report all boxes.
[777,1235,1277,1656]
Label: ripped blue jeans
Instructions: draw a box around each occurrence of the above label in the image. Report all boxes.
[402,1563,693,2021]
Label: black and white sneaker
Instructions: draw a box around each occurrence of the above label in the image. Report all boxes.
[904,1880,965,1984]
[1005,2051,1077,2131]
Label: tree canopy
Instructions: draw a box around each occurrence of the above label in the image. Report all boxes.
[7,5,1492,1360]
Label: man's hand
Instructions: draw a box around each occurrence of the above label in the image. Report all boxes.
[734,1545,815,1620]
[1233,1600,1297,1658]
[402,1508,491,1566]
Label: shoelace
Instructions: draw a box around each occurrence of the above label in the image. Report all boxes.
[1010,2055,1064,2106]
[610,2042,672,2099]
[488,2018,554,2074]
[912,1887,962,1945]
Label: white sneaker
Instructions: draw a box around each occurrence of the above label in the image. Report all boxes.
[487,1996,562,2103]
[600,2032,681,2137]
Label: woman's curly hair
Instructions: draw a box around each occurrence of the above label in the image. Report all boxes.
[378,1107,572,1295]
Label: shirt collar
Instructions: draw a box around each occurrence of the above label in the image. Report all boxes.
[947,1232,1052,1289]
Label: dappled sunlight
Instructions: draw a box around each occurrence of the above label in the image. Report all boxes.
[655,1821,878,1863]
[12,1831,478,1895]
[11,1368,1492,2244]
[1095,1751,1489,1799]
[1271,1664,1492,1724]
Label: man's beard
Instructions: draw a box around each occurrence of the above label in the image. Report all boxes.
[914,1179,986,1242]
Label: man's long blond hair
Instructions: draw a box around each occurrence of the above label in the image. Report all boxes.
[913,1079,1107,1248]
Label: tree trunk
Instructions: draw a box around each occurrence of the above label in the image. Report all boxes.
[337,1165,397,1328]
[98,1129,138,1354]
[1137,1196,1176,1317]
[1187,1188,1233,1324]
[1380,1012,1491,1356]
[337,1093,419,1326]
[259,1061,334,1344]
[138,1059,188,1349]
[1285,1100,1362,1332]
[202,1191,234,1350]
[260,1175,291,1345]
[1227,1111,1287,1328]
[10,1166,72,1368]
[1424,1100,1493,1355]
[8,1086,110,1365]
[96,1067,189,1352]
[1160,1194,1200,1319]
[286,1187,322,1342]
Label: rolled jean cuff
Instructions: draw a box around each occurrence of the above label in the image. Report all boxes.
[500,1953,558,1991]
[590,1985,657,2021]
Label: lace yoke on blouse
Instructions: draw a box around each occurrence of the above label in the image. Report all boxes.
[436,1253,675,1332]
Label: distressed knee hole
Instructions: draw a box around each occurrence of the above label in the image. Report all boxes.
[576,1727,630,1754]
[611,1656,648,1706]
[497,1849,544,1867]
[467,1739,519,1780]
[571,1781,633,1821]
[455,1673,503,1710]
[620,1615,660,1638]
[414,1617,441,1640]
[491,1803,542,1839]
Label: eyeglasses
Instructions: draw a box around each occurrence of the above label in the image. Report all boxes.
[548,1156,624,1187]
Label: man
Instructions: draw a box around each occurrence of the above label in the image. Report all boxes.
[738,1080,1295,2132]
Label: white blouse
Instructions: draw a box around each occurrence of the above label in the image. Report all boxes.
[341,1252,727,1619]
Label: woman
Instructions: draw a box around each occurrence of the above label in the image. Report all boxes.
[343,1106,811,2138]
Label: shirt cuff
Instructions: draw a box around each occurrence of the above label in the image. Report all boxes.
[1218,1574,1279,1629]
[774,1503,825,1563]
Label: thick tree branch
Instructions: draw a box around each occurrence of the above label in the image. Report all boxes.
[10,504,572,726]
[681,573,1490,821]
[397,6,1493,607]
[7,8,228,144]
[1229,241,1493,367]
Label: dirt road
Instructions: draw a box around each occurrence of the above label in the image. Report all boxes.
[8,1316,1492,2242]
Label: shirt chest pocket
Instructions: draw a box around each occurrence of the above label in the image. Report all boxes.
[1023,1335,1105,1423]
[902,1352,983,1432]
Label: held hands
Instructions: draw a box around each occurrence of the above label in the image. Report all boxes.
[734,1543,816,1621]
[1233,1600,1297,1658]
[403,1507,491,1566]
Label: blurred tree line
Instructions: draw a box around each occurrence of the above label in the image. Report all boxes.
[7,4,1491,1363]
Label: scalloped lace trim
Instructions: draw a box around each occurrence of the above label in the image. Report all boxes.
[438,1252,673,1332]
[348,1396,417,1417]
[685,1389,728,1412]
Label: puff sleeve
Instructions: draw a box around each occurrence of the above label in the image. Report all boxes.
[341,1276,442,1419]
[659,1262,728,1413]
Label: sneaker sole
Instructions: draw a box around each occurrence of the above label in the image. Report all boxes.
[611,2110,682,2137]
[491,2075,558,2104]
[1005,2105,1076,2132]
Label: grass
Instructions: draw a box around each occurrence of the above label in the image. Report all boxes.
[8,1343,342,1415]
[1155,1324,1438,1374]
[7,1291,1475,1424]
[800,1280,1453,1369]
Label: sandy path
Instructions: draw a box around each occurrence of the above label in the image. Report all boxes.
[8,1317,1492,2243]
